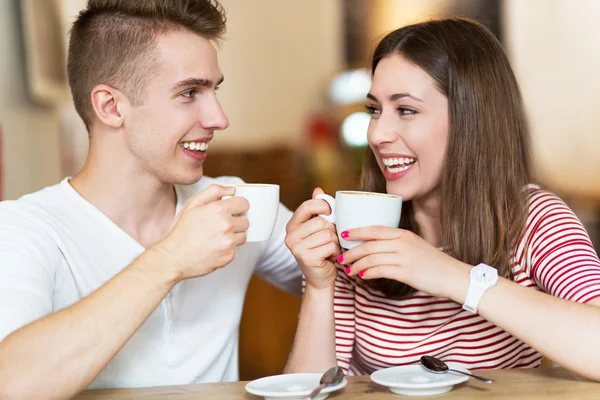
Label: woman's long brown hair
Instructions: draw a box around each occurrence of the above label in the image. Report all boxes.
[361,18,531,299]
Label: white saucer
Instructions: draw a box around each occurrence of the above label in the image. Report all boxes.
[370,363,470,396]
[245,373,347,400]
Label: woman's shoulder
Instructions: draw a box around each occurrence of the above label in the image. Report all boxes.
[521,184,587,244]
[524,184,571,216]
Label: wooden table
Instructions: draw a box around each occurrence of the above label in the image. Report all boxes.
[75,368,599,399]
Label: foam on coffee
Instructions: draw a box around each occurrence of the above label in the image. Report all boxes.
[337,190,399,199]
[234,184,278,188]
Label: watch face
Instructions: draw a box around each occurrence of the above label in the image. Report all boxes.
[473,266,497,285]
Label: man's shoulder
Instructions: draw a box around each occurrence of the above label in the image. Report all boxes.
[0,180,68,218]
[0,181,70,251]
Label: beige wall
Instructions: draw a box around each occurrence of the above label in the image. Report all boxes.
[503,0,600,199]
[371,0,452,36]
[0,0,62,200]
[213,0,344,150]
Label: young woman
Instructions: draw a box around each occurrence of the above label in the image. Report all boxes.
[284,18,600,381]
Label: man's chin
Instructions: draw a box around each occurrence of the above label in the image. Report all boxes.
[165,167,205,186]
[179,171,204,186]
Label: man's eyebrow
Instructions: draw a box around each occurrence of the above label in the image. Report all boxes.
[171,76,224,91]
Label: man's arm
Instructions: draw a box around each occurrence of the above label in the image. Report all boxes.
[0,250,177,400]
[0,184,249,400]
[254,204,303,296]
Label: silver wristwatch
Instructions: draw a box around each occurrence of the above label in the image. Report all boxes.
[462,263,498,314]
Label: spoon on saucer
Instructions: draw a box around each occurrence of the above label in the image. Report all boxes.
[420,356,494,384]
[306,366,344,399]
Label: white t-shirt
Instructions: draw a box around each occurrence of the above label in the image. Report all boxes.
[0,176,301,388]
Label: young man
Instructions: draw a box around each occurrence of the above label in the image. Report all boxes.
[0,1,302,398]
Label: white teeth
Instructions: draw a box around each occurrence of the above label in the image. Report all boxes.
[383,156,416,173]
[180,141,209,152]
[382,157,415,167]
[386,164,412,173]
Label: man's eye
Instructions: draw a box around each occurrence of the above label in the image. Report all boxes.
[182,89,196,99]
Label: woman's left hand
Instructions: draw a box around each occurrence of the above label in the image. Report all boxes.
[337,226,470,300]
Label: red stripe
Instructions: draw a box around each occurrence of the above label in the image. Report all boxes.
[353,290,459,314]
[354,300,463,324]
[356,288,447,303]
[534,237,592,272]
[356,331,519,359]
[545,255,598,293]
[543,257,600,295]
[357,327,509,351]
[354,309,483,332]
[355,314,493,337]
[562,279,600,301]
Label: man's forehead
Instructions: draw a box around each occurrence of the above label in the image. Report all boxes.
[153,30,221,80]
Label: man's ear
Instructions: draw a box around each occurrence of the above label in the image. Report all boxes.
[90,84,126,129]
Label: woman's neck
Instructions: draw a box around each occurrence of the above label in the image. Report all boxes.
[412,194,443,248]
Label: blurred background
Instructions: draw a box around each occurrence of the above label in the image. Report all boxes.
[1,0,599,381]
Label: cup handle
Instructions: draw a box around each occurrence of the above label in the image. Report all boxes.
[315,193,335,224]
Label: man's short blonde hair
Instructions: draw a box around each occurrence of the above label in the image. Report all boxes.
[67,0,227,130]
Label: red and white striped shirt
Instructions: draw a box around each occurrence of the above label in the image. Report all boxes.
[334,187,600,375]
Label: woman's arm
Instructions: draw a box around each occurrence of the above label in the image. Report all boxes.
[475,276,600,380]
[472,191,600,379]
[285,265,357,373]
[283,189,345,373]
[340,208,600,382]
[285,285,337,373]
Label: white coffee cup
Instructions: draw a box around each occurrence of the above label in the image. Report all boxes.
[228,184,280,242]
[316,191,402,249]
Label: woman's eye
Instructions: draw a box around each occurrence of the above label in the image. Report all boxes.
[398,107,417,116]
[364,105,380,115]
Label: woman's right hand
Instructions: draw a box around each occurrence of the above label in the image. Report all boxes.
[284,188,341,290]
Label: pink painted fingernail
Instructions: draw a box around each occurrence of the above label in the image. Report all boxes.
[345,267,352,274]
[337,254,344,263]
[341,231,350,239]
[358,271,365,278]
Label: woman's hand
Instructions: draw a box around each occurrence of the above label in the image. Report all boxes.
[285,188,341,290]
[337,226,470,300]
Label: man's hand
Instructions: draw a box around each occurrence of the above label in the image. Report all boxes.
[152,184,250,281]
